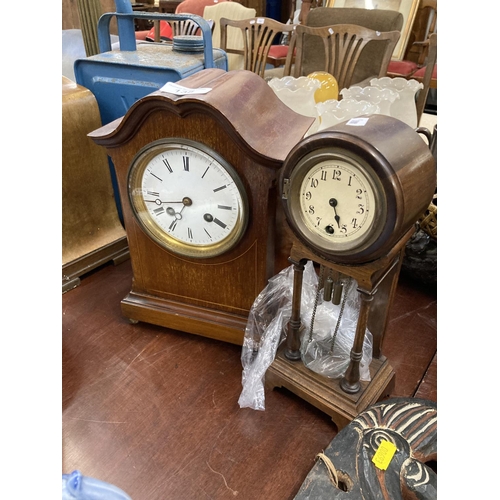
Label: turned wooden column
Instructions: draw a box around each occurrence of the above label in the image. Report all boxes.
[340,289,374,394]
[285,258,307,361]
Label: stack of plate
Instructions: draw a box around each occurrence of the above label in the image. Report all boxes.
[172,36,204,53]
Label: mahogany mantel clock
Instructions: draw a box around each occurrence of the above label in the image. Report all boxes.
[265,115,436,428]
[89,69,313,345]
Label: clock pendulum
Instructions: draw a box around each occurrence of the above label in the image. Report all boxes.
[301,265,355,373]
[265,114,436,429]
[308,267,353,353]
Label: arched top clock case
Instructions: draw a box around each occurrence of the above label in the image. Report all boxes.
[89,68,313,163]
[280,114,436,265]
[88,69,314,345]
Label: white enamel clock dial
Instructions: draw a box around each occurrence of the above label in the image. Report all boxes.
[128,139,248,258]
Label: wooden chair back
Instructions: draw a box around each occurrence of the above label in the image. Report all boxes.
[219,17,295,78]
[386,1,436,81]
[304,7,403,84]
[169,18,214,37]
[284,23,400,90]
[203,1,256,70]
[405,0,437,64]
[415,32,437,122]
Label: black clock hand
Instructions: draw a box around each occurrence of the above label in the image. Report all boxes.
[329,198,340,228]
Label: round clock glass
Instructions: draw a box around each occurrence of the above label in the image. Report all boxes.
[128,139,249,258]
[283,148,387,259]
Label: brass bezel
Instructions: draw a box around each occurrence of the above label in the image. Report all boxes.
[128,138,249,259]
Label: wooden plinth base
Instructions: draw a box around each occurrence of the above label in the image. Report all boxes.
[265,346,395,430]
[121,291,247,346]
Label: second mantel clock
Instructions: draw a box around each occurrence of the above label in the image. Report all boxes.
[265,115,436,428]
[89,69,314,345]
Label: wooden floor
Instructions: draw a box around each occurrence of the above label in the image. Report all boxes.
[62,258,437,500]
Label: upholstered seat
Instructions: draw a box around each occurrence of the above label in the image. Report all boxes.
[266,44,289,68]
[413,63,437,82]
[386,59,419,79]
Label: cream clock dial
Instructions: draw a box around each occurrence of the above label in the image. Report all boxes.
[299,158,377,247]
[282,148,387,261]
[128,139,248,258]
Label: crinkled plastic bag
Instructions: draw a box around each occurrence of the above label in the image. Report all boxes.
[238,263,373,411]
[238,261,318,410]
[300,278,373,381]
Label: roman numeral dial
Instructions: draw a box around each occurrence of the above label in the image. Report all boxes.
[128,140,248,258]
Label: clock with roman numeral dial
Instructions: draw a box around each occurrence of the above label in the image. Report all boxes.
[128,139,248,258]
[88,68,314,345]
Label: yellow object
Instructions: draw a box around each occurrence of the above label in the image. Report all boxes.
[307,71,339,103]
[372,440,398,471]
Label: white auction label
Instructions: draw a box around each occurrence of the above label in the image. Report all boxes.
[160,82,212,95]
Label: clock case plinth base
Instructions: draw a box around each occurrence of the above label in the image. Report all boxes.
[265,346,395,431]
[121,290,249,345]
[265,230,413,428]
